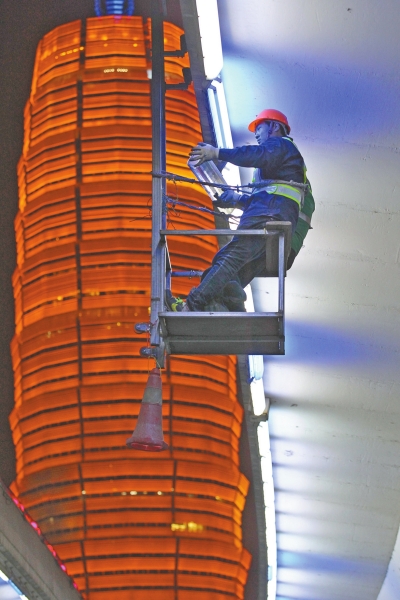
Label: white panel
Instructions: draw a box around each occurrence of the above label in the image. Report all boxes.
[217,0,400,599]
[377,527,400,600]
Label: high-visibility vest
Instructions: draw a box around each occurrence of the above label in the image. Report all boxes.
[251,136,307,207]
[291,179,315,255]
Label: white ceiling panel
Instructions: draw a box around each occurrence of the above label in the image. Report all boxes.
[217,0,400,598]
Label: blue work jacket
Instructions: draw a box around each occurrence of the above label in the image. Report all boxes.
[219,136,305,229]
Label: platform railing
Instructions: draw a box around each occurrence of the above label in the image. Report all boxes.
[161,224,289,315]
[137,222,292,357]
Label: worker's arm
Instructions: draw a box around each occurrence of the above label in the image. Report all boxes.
[190,139,288,171]
[218,139,287,170]
[189,143,219,165]
[214,189,249,209]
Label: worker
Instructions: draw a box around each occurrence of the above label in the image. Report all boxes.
[167,109,308,312]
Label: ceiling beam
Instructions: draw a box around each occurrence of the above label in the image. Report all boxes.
[178,0,215,144]
[0,480,83,600]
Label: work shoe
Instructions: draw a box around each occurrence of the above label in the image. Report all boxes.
[203,299,230,312]
[222,281,247,312]
[165,290,186,312]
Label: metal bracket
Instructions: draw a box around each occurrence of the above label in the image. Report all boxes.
[164,34,187,57]
[140,345,165,365]
[251,413,268,424]
[140,347,158,358]
[135,322,150,334]
[165,67,192,91]
[250,397,271,422]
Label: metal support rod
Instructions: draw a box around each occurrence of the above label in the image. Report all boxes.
[278,232,285,314]
[171,270,203,277]
[160,228,279,237]
[150,0,166,365]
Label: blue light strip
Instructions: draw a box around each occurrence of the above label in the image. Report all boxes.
[0,570,29,599]
[94,0,134,16]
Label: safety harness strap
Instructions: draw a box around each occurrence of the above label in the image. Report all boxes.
[299,211,312,226]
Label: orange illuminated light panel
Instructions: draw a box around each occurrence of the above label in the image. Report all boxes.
[10,16,251,600]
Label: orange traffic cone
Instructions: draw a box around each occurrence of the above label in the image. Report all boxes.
[126,368,168,452]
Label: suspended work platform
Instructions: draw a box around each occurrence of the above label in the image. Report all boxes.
[156,221,292,356]
[159,311,284,355]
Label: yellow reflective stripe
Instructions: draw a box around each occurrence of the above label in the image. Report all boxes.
[257,183,303,206]
[274,184,302,204]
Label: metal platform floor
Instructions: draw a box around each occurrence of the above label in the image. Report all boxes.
[159,311,284,355]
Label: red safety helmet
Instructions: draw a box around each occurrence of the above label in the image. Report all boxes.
[248,109,291,134]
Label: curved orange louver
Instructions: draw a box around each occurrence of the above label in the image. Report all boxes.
[10,15,251,600]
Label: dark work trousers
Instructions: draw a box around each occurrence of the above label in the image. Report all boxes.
[186,209,297,311]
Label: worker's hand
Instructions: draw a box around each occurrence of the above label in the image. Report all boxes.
[214,189,242,208]
[189,142,219,166]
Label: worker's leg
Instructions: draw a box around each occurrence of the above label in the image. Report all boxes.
[236,251,270,287]
[186,218,268,311]
[236,210,299,285]
[236,239,289,287]
[222,281,247,311]
[198,268,246,311]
